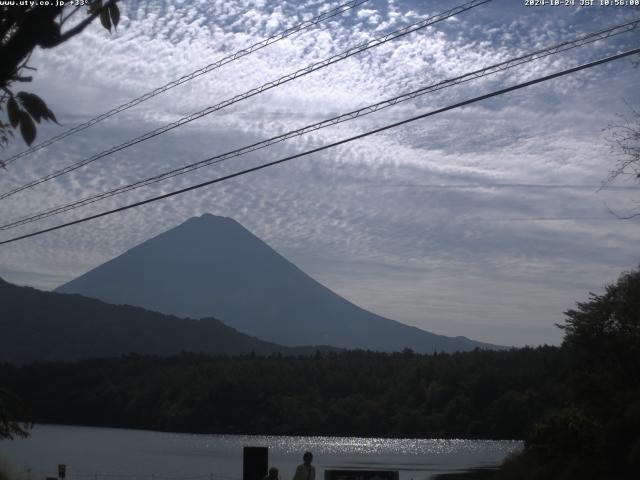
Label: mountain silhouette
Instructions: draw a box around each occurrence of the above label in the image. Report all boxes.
[56,214,502,352]
[0,277,334,363]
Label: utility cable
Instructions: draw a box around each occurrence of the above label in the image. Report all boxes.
[1,46,638,246]
[1,18,637,230]
[1,0,371,167]
[0,0,490,201]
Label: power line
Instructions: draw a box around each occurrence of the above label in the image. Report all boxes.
[1,46,638,246]
[2,18,637,231]
[363,183,639,191]
[1,0,371,167]
[0,0,490,202]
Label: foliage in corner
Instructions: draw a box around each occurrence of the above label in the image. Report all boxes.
[499,267,640,480]
[560,268,640,389]
[0,0,121,150]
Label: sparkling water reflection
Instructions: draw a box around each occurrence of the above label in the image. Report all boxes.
[0,425,522,480]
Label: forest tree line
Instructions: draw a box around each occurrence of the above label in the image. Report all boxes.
[1,346,567,439]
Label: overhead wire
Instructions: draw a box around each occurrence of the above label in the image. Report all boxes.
[1,46,638,246]
[0,0,491,202]
[1,0,371,167]
[1,18,638,231]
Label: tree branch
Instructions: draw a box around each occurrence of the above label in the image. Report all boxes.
[603,201,640,220]
[60,5,82,27]
[52,0,118,47]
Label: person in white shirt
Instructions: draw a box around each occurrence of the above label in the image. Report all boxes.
[292,452,315,480]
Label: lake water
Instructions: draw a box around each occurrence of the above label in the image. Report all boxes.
[0,425,521,480]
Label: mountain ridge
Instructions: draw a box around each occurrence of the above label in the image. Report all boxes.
[0,277,336,364]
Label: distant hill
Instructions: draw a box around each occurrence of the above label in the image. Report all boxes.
[0,278,329,364]
[56,214,503,353]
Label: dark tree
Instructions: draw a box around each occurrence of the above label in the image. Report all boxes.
[500,268,640,479]
[560,267,640,385]
[0,388,30,439]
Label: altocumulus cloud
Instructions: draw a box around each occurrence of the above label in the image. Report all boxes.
[0,0,638,346]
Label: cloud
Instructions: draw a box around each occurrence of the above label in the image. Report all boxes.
[1,0,639,346]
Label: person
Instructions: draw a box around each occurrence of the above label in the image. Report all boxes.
[292,451,315,480]
[264,467,280,480]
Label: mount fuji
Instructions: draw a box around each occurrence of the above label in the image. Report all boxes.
[56,214,501,352]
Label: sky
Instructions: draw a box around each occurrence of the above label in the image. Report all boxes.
[0,0,639,347]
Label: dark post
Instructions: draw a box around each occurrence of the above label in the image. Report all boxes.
[243,446,268,480]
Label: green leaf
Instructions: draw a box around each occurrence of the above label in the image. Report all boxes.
[17,92,45,123]
[16,92,58,125]
[18,110,36,146]
[46,108,59,124]
[100,7,112,31]
[109,2,120,28]
[7,97,20,128]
